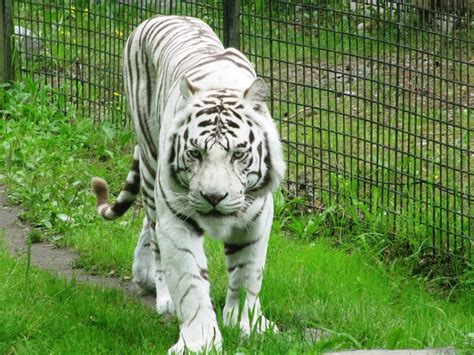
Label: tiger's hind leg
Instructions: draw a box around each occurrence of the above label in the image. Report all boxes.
[132,217,156,292]
[133,217,175,315]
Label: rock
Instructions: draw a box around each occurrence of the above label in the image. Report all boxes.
[14,25,42,60]
[435,14,456,33]
[357,22,372,31]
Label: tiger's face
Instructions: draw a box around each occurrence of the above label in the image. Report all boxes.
[167,77,284,218]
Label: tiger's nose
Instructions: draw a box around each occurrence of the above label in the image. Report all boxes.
[200,192,228,206]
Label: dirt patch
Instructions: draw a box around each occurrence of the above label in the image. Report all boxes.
[0,185,155,309]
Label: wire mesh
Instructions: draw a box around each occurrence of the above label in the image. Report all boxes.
[9,0,473,262]
[240,1,473,262]
[12,0,223,124]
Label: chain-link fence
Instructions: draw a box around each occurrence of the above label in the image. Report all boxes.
[2,0,473,262]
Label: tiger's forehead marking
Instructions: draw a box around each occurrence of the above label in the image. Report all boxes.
[185,93,255,152]
[181,88,264,152]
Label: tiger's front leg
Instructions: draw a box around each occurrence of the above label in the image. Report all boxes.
[223,197,278,335]
[157,214,222,354]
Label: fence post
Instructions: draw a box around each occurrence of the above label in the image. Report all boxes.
[223,0,240,49]
[0,0,14,84]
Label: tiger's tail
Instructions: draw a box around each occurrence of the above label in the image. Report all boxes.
[91,145,141,220]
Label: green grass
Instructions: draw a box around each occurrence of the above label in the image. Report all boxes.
[1,77,473,353]
[1,234,473,354]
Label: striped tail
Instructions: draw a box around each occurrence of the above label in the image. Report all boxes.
[91,145,141,220]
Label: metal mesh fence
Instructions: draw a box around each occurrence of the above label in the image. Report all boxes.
[7,0,473,262]
[11,0,223,123]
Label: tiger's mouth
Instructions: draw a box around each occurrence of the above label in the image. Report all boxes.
[188,191,244,217]
[200,209,238,218]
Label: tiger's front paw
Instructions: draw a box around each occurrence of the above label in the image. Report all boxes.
[167,324,222,355]
[156,295,175,315]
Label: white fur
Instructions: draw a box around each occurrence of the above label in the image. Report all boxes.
[123,16,284,354]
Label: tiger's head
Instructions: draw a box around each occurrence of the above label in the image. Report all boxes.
[166,76,285,218]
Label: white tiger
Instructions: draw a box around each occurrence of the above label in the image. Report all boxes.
[92,15,284,354]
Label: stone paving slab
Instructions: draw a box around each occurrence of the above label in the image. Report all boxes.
[325,349,455,355]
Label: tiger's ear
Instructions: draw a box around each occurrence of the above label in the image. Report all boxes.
[180,76,199,99]
[243,77,268,102]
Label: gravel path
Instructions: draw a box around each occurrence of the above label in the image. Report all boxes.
[0,185,155,309]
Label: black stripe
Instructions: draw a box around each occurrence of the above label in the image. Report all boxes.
[187,305,201,326]
[144,56,152,115]
[124,178,140,195]
[226,120,240,129]
[227,262,250,273]
[260,133,273,188]
[189,70,212,83]
[192,57,254,76]
[110,199,134,216]
[143,197,156,210]
[198,119,215,127]
[201,100,217,105]
[179,285,197,309]
[168,134,177,164]
[149,19,185,47]
[196,106,222,117]
[250,205,264,223]
[249,130,255,143]
[228,285,239,293]
[228,107,242,120]
[200,268,209,281]
[133,52,157,158]
[224,238,260,255]
[123,158,141,194]
[207,93,239,99]
[141,155,157,179]
[141,174,155,192]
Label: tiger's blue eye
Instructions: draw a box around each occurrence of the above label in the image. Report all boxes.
[188,150,202,159]
[233,151,245,160]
